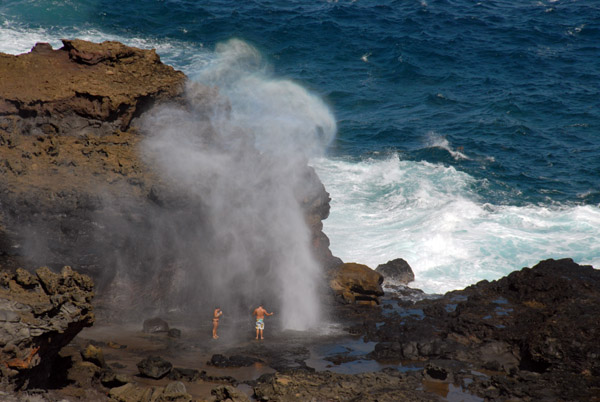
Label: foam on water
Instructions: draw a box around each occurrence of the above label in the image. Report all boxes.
[312,154,600,294]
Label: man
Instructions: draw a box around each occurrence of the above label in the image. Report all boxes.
[212,307,223,339]
[252,304,274,340]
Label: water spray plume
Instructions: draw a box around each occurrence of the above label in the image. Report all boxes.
[140,39,337,330]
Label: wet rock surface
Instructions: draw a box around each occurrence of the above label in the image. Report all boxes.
[367,258,600,401]
[376,257,415,285]
[0,258,596,401]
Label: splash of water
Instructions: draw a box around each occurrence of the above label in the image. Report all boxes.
[140,39,336,330]
[313,154,600,294]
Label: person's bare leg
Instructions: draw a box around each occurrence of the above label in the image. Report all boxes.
[260,329,264,340]
[256,328,259,339]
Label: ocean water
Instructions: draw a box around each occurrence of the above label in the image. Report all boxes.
[1,0,599,294]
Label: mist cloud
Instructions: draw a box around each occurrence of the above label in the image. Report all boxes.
[137,39,337,330]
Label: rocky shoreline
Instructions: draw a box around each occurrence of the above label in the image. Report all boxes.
[1,41,599,401]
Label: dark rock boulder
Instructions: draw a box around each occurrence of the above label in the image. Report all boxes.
[211,385,251,402]
[0,265,94,391]
[136,355,173,379]
[168,367,201,382]
[376,258,415,285]
[142,317,169,333]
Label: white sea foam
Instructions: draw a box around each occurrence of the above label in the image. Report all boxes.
[312,154,600,294]
[425,131,469,160]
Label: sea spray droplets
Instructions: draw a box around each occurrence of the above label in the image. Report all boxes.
[140,40,338,331]
[191,39,337,157]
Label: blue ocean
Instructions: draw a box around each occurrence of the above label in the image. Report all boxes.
[1,0,599,294]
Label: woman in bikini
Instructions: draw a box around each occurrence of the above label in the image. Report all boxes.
[212,307,223,339]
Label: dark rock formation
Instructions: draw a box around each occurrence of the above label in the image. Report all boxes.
[328,262,384,305]
[208,354,263,368]
[0,266,94,390]
[376,258,415,285]
[367,258,600,401]
[137,355,173,379]
[142,317,169,333]
[168,367,201,382]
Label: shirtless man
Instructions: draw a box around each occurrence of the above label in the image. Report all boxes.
[212,307,223,339]
[252,304,274,340]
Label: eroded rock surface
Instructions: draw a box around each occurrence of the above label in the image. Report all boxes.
[0,266,94,390]
[0,39,185,138]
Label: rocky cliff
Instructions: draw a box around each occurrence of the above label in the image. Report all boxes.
[0,39,340,317]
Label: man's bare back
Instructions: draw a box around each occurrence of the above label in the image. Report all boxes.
[253,305,273,340]
[253,306,272,320]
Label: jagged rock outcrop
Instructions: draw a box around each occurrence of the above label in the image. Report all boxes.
[366,258,600,401]
[376,258,415,285]
[0,266,94,390]
[0,39,185,138]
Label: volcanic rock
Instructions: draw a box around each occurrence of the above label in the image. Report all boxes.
[369,258,600,401]
[0,265,94,390]
[211,384,250,402]
[329,262,384,305]
[142,317,169,333]
[376,258,415,285]
[137,355,173,379]
[80,343,106,368]
[208,354,263,368]
[109,381,192,402]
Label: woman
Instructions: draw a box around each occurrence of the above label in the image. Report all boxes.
[212,307,223,339]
